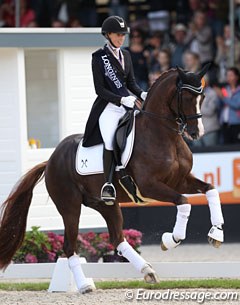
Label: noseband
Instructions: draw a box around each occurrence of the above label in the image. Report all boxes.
[141,81,203,135]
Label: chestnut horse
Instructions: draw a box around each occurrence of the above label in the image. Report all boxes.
[0,65,224,293]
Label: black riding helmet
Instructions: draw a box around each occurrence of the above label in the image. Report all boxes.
[101,16,129,36]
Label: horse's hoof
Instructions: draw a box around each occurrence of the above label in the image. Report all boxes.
[208,225,223,248]
[208,237,222,248]
[160,241,168,251]
[161,232,181,251]
[141,263,159,284]
[79,284,96,294]
[144,272,159,284]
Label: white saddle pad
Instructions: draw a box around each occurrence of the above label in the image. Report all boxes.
[76,115,136,175]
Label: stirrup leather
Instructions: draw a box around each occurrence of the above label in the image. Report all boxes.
[101,182,116,201]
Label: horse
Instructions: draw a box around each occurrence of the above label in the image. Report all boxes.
[0,65,224,293]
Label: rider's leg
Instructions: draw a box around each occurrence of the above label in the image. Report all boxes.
[101,148,116,203]
[99,103,126,203]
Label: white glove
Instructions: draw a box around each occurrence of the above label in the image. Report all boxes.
[141,91,148,101]
[120,96,136,108]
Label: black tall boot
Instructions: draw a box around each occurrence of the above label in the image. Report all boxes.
[101,149,116,205]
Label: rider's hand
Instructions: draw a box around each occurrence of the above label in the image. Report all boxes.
[141,91,148,101]
[120,96,136,108]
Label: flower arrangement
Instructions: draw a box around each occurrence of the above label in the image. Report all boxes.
[13,226,143,263]
[77,229,142,262]
[13,226,64,263]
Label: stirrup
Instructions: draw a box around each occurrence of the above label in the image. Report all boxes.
[101,182,116,206]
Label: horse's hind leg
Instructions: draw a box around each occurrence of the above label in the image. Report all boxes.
[46,183,95,294]
[92,202,159,283]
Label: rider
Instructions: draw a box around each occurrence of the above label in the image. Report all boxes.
[82,16,148,204]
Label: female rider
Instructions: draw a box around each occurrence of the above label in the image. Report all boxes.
[83,16,147,204]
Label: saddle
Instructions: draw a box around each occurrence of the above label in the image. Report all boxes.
[114,110,144,204]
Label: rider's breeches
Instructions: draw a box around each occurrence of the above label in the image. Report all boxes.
[99,102,126,150]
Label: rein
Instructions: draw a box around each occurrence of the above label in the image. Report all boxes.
[140,83,203,135]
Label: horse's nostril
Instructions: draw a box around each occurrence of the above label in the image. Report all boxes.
[191,132,198,139]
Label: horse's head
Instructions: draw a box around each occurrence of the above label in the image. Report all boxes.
[175,63,211,140]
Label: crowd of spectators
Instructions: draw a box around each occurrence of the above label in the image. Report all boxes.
[1,0,240,147]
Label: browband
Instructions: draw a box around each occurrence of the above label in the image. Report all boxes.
[181,83,204,94]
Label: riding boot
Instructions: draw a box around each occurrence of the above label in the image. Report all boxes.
[101,149,116,205]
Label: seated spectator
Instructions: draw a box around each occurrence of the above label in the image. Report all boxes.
[125,29,149,91]
[170,23,189,68]
[186,10,214,65]
[191,74,220,147]
[214,67,240,144]
[183,51,201,72]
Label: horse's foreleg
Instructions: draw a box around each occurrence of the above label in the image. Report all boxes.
[177,174,224,247]
[139,181,191,250]
[93,203,158,283]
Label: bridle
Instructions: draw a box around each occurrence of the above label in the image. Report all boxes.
[140,81,204,135]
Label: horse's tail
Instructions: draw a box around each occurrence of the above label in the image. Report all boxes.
[0,161,47,270]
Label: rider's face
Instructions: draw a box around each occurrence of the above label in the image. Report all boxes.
[108,33,126,48]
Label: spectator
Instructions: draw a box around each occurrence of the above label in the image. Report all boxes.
[186,10,214,65]
[215,24,240,84]
[20,0,36,27]
[183,51,201,72]
[170,23,188,68]
[78,0,97,27]
[214,67,240,144]
[144,30,165,74]
[148,49,171,86]
[157,48,171,73]
[108,0,128,23]
[1,0,36,27]
[191,74,220,146]
[125,29,149,91]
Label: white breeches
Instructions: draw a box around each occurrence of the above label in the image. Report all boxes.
[99,102,127,150]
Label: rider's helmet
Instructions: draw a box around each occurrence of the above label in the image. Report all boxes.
[101,16,129,36]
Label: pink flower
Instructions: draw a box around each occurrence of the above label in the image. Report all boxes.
[25,253,38,263]
[47,251,56,262]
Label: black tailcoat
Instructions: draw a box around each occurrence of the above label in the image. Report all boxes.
[82,45,143,147]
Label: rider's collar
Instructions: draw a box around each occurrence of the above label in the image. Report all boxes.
[107,41,120,53]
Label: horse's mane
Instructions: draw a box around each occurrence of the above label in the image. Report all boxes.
[148,68,177,95]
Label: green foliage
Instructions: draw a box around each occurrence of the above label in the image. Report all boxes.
[13,226,64,263]
[1,279,240,291]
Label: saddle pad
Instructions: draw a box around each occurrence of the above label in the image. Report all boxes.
[76,115,136,175]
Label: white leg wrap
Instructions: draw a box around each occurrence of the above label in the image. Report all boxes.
[161,232,181,250]
[206,189,224,226]
[173,204,191,241]
[68,254,95,293]
[117,240,146,272]
[208,225,224,242]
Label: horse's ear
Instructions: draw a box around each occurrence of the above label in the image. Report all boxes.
[197,62,212,78]
[176,65,186,81]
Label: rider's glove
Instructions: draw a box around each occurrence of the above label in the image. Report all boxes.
[120,96,136,108]
[141,91,148,101]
